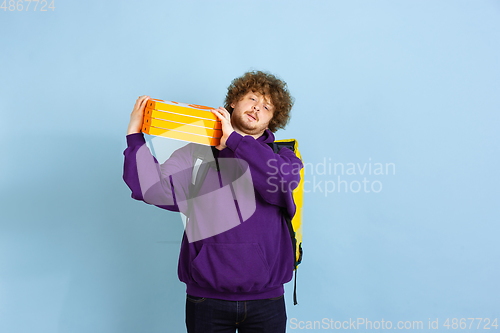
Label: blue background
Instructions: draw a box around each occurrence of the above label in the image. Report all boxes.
[1,0,499,332]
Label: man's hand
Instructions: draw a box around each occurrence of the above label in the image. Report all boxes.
[127,95,150,135]
[211,107,234,150]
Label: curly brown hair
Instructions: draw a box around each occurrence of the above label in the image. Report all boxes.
[224,71,294,133]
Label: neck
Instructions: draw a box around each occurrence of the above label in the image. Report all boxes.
[233,128,265,140]
[231,121,266,140]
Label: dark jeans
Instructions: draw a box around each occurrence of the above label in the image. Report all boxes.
[185,294,287,333]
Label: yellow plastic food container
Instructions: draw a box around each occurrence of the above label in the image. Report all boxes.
[142,99,222,146]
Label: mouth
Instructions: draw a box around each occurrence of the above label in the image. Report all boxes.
[246,113,257,122]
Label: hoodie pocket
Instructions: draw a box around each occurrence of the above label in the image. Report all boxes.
[191,243,270,293]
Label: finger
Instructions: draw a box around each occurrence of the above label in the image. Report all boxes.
[218,106,230,118]
[134,97,142,109]
[139,96,150,109]
[211,109,225,121]
[134,96,150,113]
[214,107,230,121]
[134,95,149,110]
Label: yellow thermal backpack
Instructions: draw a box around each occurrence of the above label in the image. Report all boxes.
[270,139,304,305]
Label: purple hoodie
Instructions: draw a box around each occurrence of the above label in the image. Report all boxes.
[123,129,302,300]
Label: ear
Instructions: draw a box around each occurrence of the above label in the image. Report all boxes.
[231,103,235,108]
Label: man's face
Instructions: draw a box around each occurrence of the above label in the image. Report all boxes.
[230,91,274,137]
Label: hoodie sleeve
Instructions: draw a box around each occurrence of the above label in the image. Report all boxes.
[224,131,303,215]
[123,133,192,213]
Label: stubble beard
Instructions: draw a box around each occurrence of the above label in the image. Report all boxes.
[231,112,264,136]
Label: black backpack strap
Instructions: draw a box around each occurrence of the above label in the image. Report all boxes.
[284,212,299,305]
[189,145,219,198]
[187,145,219,217]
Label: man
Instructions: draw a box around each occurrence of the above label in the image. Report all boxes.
[124,71,302,332]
